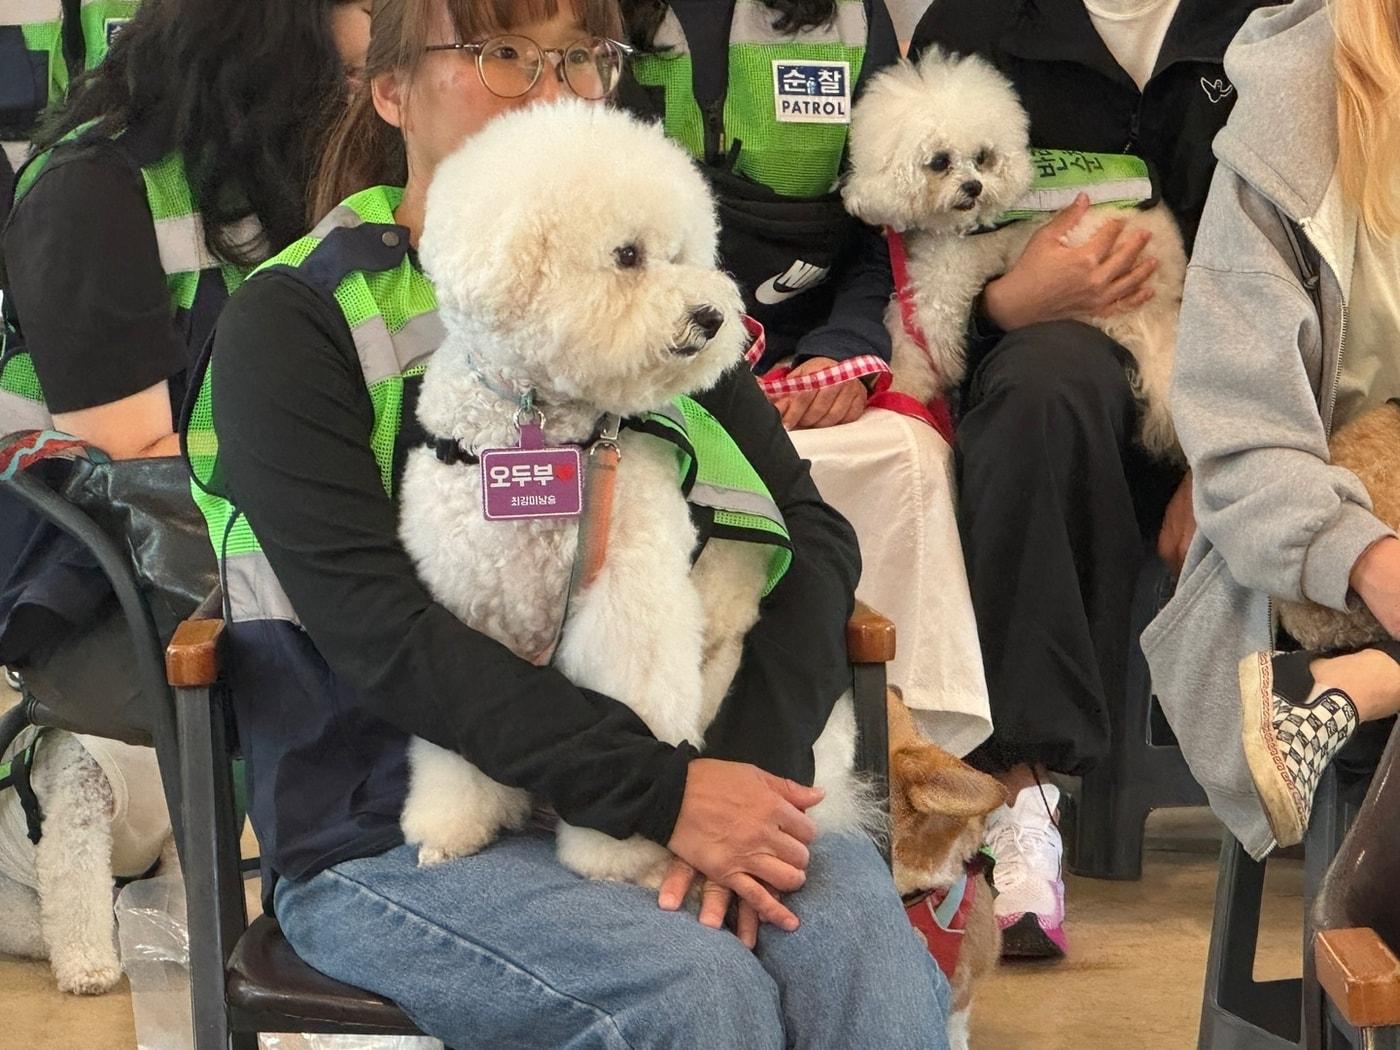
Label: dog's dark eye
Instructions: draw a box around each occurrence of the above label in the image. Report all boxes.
[928,152,951,173]
[975,149,994,168]
[614,243,644,269]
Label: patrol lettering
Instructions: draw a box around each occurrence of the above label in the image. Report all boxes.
[772,60,852,125]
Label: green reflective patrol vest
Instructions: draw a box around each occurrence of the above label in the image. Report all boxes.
[630,0,869,198]
[0,1,138,164]
[77,0,138,67]
[0,139,253,432]
[186,185,792,626]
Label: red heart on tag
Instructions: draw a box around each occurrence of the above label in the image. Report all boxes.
[555,463,576,481]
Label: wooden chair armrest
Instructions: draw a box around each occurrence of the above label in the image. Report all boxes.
[1316,928,1400,1029]
[846,601,895,665]
[166,617,226,688]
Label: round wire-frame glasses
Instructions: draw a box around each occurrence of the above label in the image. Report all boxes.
[423,34,633,100]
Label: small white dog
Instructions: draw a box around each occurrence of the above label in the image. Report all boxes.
[0,726,170,994]
[397,101,866,888]
[841,49,1187,458]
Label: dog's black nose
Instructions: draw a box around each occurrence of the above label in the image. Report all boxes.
[960,180,983,199]
[689,306,724,341]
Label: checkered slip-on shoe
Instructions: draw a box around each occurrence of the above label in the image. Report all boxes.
[1239,649,1359,849]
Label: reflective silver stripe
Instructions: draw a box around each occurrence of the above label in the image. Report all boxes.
[153,213,215,275]
[310,204,366,240]
[224,551,301,626]
[2,142,29,174]
[152,213,261,278]
[350,316,401,386]
[688,480,786,532]
[650,401,687,430]
[730,0,866,46]
[394,309,445,372]
[0,389,51,432]
[653,10,688,52]
[7,0,61,24]
[354,310,445,382]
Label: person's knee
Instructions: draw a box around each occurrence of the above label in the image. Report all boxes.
[972,321,1134,418]
[654,928,784,1046]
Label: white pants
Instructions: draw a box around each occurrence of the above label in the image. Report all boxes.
[791,408,992,757]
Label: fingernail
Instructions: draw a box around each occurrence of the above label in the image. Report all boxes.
[659,894,677,910]
[783,917,799,932]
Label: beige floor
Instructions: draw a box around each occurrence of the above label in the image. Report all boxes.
[2,675,1305,1049]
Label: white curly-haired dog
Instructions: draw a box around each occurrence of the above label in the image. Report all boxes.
[396,100,867,888]
[0,726,169,994]
[841,49,1187,458]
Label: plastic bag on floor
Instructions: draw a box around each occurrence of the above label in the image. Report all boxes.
[115,865,442,1050]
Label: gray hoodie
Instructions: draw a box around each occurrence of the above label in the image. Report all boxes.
[1142,0,1396,858]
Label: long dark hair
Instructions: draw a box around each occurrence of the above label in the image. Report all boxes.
[35,0,354,266]
[620,0,839,49]
[311,0,622,221]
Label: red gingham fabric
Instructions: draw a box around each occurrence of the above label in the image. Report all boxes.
[743,316,893,397]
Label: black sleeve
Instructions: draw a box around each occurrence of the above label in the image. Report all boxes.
[909,0,995,63]
[794,222,893,366]
[210,275,695,846]
[696,368,862,781]
[4,148,186,414]
[792,0,901,368]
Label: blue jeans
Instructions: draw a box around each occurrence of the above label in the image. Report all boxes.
[274,829,951,1049]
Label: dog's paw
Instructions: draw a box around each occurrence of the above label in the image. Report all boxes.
[53,958,122,996]
[556,824,672,888]
[414,823,501,867]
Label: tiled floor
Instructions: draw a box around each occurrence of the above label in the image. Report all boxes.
[4,678,1305,1049]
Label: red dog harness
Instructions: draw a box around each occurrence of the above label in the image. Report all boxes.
[879,229,956,444]
[903,851,994,978]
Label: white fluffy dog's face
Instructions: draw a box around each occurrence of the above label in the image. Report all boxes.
[420,100,745,418]
[842,49,1035,235]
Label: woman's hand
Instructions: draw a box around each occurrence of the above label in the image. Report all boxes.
[658,859,763,949]
[772,357,868,430]
[981,194,1158,332]
[666,758,822,932]
[1158,472,1196,577]
[1351,536,1400,637]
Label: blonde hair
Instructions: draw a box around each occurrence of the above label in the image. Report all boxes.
[1333,0,1400,235]
[310,0,622,221]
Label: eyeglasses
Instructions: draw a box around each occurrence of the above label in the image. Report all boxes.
[424,34,632,100]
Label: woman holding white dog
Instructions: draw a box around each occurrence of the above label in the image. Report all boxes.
[908,0,1266,958]
[186,0,952,1046]
[618,0,996,761]
[1145,0,1400,859]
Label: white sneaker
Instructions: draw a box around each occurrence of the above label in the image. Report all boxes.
[984,782,1068,958]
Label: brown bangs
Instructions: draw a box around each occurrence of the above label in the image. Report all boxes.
[446,0,623,43]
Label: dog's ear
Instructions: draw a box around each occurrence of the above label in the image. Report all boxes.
[893,745,1009,819]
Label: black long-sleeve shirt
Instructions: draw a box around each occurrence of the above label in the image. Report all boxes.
[211,268,861,881]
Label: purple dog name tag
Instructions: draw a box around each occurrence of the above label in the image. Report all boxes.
[480,423,583,521]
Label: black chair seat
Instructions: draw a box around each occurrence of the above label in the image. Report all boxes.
[226,915,423,1036]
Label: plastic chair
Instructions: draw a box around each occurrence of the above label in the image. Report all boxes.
[1065,554,1208,880]
[167,596,899,1050]
[0,466,186,852]
[1197,723,1391,1050]
[1313,721,1400,1049]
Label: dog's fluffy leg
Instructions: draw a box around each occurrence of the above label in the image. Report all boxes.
[32,734,122,995]
[947,1008,971,1050]
[690,539,767,726]
[809,692,880,837]
[0,876,46,959]
[402,738,532,867]
[553,435,705,887]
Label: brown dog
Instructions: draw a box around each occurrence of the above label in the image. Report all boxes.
[1278,402,1400,649]
[888,690,1007,1050]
